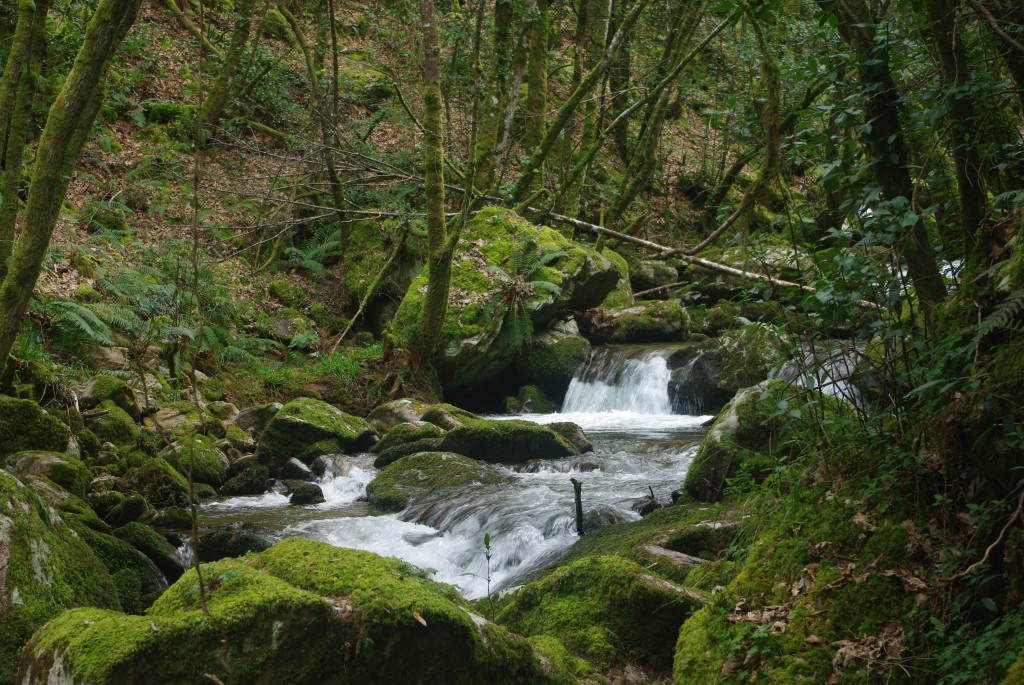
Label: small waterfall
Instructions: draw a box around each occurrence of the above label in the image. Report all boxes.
[562,346,674,414]
[778,345,863,406]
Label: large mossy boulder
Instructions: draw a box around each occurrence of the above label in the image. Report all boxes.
[86,400,139,448]
[159,434,230,487]
[683,380,851,502]
[438,420,579,463]
[6,452,91,499]
[366,397,432,433]
[0,398,72,458]
[75,375,140,420]
[0,470,121,684]
[18,538,572,685]
[366,451,512,512]
[372,421,445,468]
[258,398,375,470]
[496,555,707,670]
[387,207,620,393]
[515,319,590,402]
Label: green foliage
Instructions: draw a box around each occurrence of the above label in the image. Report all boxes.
[482,236,567,350]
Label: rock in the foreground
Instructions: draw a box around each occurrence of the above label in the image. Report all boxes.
[0,470,121,685]
[18,538,575,685]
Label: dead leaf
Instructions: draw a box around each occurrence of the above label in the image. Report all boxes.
[413,611,428,627]
[805,635,827,645]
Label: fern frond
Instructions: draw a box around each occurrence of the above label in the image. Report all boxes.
[975,289,1024,345]
[41,300,116,346]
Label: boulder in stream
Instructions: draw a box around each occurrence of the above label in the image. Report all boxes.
[257,397,376,471]
[366,451,512,512]
[18,538,574,685]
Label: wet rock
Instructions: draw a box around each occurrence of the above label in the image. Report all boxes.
[372,421,446,468]
[219,464,270,496]
[289,482,326,505]
[577,300,692,344]
[104,493,154,528]
[547,422,593,454]
[150,506,194,530]
[19,538,573,685]
[197,523,274,562]
[632,495,663,516]
[281,457,315,481]
[583,503,635,530]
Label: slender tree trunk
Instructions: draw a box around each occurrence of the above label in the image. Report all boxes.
[410,0,456,374]
[523,0,549,193]
[0,0,47,282]
[817,0,947,312]
[199,0,259,130]
[608,0,632,163]
[0,0,142,376]
[471,0,514,192]
[925,0,988,270]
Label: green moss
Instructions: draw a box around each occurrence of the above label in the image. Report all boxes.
[22,540,571,683]
[515,332,590,400]
[219,463,269,496]
[366,451,512,511]
[372,421,445,468]
[505,385,560,414]
[6,451,92,498]
[161,434,228,487]
[103,493,151,527]
[607,299,691,343]
[0,397,72,457]
[88,400,139,447]
[259,397,375,468]
[121,457,190,509]
[496,556,706,670]
[438,418,579,463]
[268,279,304,307]
[114,522,183,581]
[0,471,120,684]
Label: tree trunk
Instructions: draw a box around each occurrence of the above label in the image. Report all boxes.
[410,0,456,374]
[608,0,632,163]
[199,0,259,130]
[925,0,988,272]
[471,0,515,193]
[0,0,142,376]
[0,0,47,282]
[816,0,947,312]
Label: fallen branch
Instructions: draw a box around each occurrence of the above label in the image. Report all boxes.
[633,281,689,299]
[542,211,881,310]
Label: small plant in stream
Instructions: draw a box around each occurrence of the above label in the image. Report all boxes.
[484,532,494,619]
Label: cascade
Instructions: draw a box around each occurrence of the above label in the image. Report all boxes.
[202,344,712,599]
[562,346,675,414]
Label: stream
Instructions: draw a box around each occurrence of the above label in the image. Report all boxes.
[200,345,712,599]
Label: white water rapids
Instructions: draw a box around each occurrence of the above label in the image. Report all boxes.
[201,345,712,598]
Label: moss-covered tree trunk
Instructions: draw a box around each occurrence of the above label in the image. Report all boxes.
[0,0,47,282]
[608,0,632,163]
[523,0,549,183]
[199,0,258,131]
[925,0,988,274]
[0,0,141,376]
[817,0,947,313]
[410,0,456,376]
[471,0,514,193]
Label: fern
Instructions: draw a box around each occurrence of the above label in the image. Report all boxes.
[481,236,567,351]
[974,289,1024,346]
[36,299,116,347]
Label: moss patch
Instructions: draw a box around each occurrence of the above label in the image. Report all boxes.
[0,397,71,458]
[87,400,139,448]
[258,397,375,470]
[160,434,229,487]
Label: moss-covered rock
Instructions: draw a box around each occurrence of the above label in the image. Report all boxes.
[366,397,433,433]
[0,397,72,458]
[577,299,692,343]
[438,419,580,464]
[268,279,304,307]
[113,522,184,582]
[515,320,590,402]
[75,375,141,420]
[219,463,270,496]
[684,380,852,502]
[372,421,446,468]
[64,515,166,615]
[496,555,707,670]
[289,482,326,505]
[366,451,512,512]
[6,452,92,499]
[159,434,229,487]
[18,538,571,685]
[0,470,121,684]
[505,385,560,414]
[103,493,152,528]
[121,458,191,509]
[86,400,139,448]
[599,247,634,308]
[144,401,207,441]
[387,207,619,393]
[258,398,375,471]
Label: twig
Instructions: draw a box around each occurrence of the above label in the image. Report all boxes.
[940,489,1024,583]
[968,0,1024,55]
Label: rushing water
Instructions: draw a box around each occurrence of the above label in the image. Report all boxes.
[201,345,712,599]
